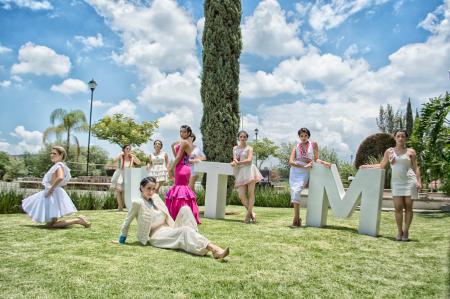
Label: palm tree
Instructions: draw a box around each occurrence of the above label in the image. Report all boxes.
[43,109,88,158]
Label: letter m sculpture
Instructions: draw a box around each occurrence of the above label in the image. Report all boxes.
[306,163,385,236]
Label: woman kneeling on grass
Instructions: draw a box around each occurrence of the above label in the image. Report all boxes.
[22,146,90,228]
[113,176,229,259]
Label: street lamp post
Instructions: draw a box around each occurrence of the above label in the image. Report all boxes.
[254,128,259,168]
[86,79,97,176]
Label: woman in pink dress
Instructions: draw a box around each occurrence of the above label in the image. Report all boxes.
[165,125,201,224]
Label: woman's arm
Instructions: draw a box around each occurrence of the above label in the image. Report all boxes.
[410,149,422,189]
[237,147,253,166]
[45,166,64,197]
[289,146,302,168]
[171,141,179,157]
[164,152,169,170]
[118,201,140,243]
[132,154,142,166]
[169,141,188,174]
[313,142,331,168]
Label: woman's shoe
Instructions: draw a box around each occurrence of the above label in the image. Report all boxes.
[251,212,256,223]
[291,218,301,228]
[401,232,409,242]
[213,247,230,259]
[244,213,251,224]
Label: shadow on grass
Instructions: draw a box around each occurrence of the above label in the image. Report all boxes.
[415,212,450,219]
[21,224,86,230]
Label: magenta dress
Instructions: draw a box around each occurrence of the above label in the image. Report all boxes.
[165,144,201,224]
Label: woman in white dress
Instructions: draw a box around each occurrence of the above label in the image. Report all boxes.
[110,144,141,211]
[289,128,331,227]
[360,130,421,241]
[113,177,229,259]
[231,130,263,223]
[21,146,90,228]
[147,140,169,193]
[188,133,206,191]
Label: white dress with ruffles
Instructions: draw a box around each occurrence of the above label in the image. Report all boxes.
[148,151,168,183]
[233,145,263,187]
[22,162,77,223]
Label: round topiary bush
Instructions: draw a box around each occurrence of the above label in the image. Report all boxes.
[354,133,395,169]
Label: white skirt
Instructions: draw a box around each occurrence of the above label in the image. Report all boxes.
[22,187,77,223]
[289,167,310,203]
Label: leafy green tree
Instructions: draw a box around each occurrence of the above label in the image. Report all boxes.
[274,142,295,178]
[43,109,88,158]
[201,0,242,165]
[376,104,405,134]
[0,151,10,180]
[405,98,414,136]
[410,93,450,194]
[92,114,158,147]
[3,157,28,181]
[249,137,278,169]
[319,146,340,166]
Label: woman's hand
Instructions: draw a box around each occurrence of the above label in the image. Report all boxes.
[304,162,312,169]
[359,165,370,169]
[416,181,422,190]
[45,189,53,198]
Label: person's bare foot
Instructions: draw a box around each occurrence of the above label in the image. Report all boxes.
[78,215,91,228]
[402,232,409,241]
[291,218,301,228]
[213,247,230,259]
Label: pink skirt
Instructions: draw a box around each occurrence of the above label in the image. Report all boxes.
[165,185,201,224]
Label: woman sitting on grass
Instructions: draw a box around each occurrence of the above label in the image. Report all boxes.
[113,176,229,259]
[21,146,90,228]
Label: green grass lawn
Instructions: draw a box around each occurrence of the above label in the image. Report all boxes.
[0,206,449,299]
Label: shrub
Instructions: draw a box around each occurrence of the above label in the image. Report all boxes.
[354,133,395,169]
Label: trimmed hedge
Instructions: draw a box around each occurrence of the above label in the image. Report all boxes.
[354,133,395,169]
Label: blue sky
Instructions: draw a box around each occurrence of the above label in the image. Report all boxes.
[0,0,449,164]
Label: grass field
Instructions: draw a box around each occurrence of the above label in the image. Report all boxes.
[0,206,449,298]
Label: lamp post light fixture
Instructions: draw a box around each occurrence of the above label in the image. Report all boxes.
[254,128,259,168]
[86,78,97,176]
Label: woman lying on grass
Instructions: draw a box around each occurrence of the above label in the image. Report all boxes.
[113,176,229,259]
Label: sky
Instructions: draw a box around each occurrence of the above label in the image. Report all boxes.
[0,0,449,165]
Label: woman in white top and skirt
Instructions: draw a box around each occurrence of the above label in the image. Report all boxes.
[147,140,169,193]
[22,146,90,228]
[289,128,331,227]
[361,130,421,241]
[231,130,263,223]
[110,144,141,211]
[113,177,229,259]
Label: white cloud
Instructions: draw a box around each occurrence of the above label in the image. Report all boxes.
[105,99,137,118]
[196,17,204,46]
[89,0,199,77]
[0,45,12,54]
[241,0,305,57]
[10,126,43,154]
[50,78,88,95]
[308,0,390,32]
[0,80,11,87]
[11,42,71,77]
[0,0,53,10]
[74,33,104,50]
[92,100,112,108]
[11,75,22,82]
[137,70,201,114]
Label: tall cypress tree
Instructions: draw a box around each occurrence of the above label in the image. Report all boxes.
[405,98,414,136]
[201,1,242,166]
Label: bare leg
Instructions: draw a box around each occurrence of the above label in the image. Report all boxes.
[403,197,413,240]
[238,185,250,222]
[47,216,90,228]
[115,190,124,211]
[292,202,301,227]
[189,175,197,191]
[246,182,256,222]
[207,243,229,259]
[393,197,404,240]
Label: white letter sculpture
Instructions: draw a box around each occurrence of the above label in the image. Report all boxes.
[306,163,385,236]
[193,161,233,219]
[124,167,149,209]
